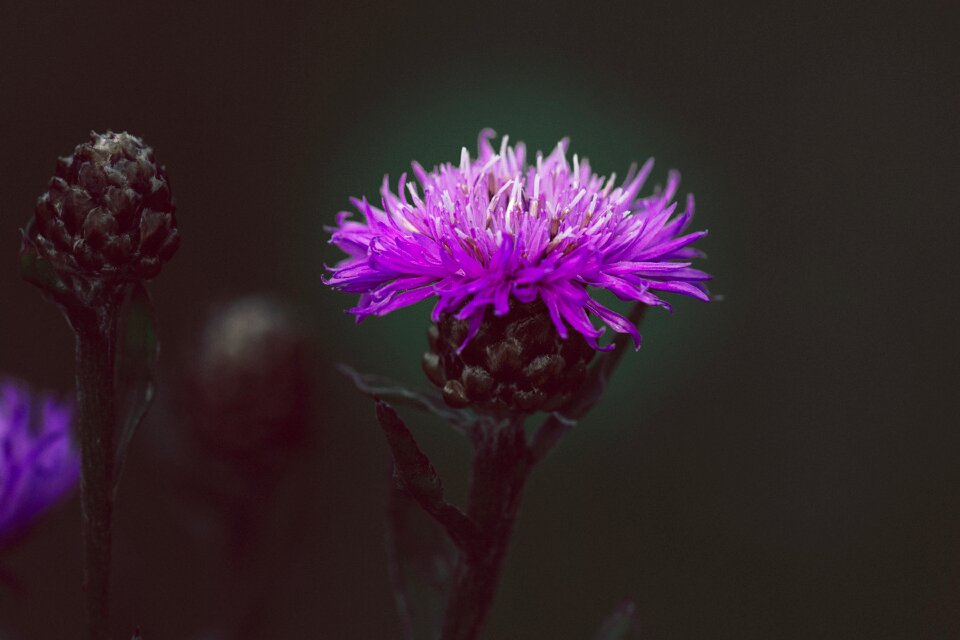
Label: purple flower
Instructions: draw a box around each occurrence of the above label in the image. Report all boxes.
[0,379,79,547]
[325,130,711,350]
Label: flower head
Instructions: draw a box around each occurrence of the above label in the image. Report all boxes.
[325,130,711,351]
[22,131,179,289]
[0,379,79,547]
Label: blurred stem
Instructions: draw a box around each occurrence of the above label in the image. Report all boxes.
[74,302,119,640]
[441,418,531,640]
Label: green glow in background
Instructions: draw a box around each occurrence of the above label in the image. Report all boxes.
[1,2,954,638]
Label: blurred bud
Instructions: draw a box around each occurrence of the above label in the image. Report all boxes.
[0,378,79,549]
[191,296,312,462]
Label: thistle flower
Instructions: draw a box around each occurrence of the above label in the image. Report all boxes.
[326,131,712,413]
[326,130,711,352]
[0,379,79,547]
[21,131,179,304]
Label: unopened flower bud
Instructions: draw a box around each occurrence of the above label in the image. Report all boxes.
[192,297,311,460]
[425,301,595,416]
[22,131,179,290]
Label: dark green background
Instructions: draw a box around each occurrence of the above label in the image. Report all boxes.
[0,1,957,638]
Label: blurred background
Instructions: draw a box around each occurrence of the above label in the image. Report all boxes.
[0,1,957,638]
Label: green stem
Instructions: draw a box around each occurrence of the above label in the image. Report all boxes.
[441,420,531,640]
[74,305,119,640]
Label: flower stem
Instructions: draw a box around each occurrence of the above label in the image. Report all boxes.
[441,419,531,640]
[74,305,119,640]
[438,303,648,638]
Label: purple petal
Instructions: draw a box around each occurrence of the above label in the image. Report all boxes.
[322,131,712,350]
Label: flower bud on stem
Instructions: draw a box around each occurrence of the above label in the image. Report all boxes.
[371,302,648,640]
[21,131,177,640]
[334,131,708,639]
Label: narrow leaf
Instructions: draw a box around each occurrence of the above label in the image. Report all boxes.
[340,365,483,433]
[374,400,478,552]
[377,400,444,505]
[113,283,159,492]
[386,486,456,640]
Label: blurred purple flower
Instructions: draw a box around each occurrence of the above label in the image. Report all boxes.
[325,130,711,351]
[0,379,79,547]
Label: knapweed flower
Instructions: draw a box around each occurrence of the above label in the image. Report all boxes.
[0,379,79,547]
[326,130,711,413]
